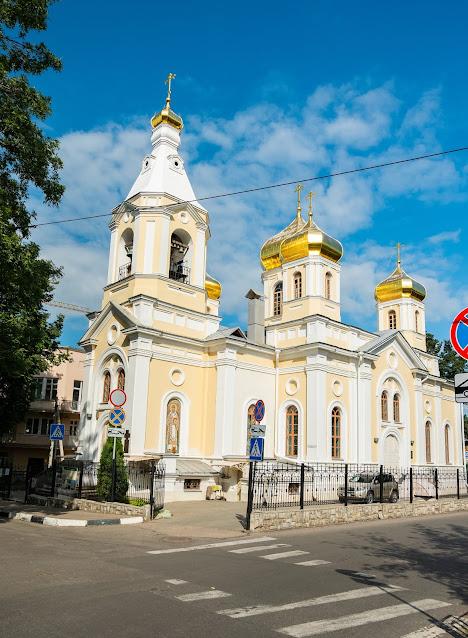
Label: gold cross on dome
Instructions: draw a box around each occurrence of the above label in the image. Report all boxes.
[305,191,317,219]
[165,73,176,106]
[294,184,305,214]
[393,242,404,266]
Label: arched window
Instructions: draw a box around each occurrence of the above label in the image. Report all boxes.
[273,282,283,316]
[388,310,397,329]
[293,272,302,299]
[246,404,256,455]
[166,398,181,454]
[415,310,419,333]
[325,272,332,300]
[425,421,432,463]
[331,407,341,459]
[117,369,125,391]
[286,405,298,457]
[102,372,111,403]
[393,393,400,423]
[381,391,389,421]
[445,424,450,464]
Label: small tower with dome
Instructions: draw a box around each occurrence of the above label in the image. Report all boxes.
[260,186,343,344]
[374,243,427,351]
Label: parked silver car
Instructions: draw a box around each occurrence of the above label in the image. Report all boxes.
[338,472,399,503]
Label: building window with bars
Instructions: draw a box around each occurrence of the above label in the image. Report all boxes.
[246,404,255,455]
[325,272,332,300]
[103,372,111,403]
[381,391,389,421]
[117,369,125,390]
[393,393,400,422]
[425,421,432,463]
[286,405,298,457]
[388,310,397,329]
[331,407,341,458]
[293,272,302,299]
[273,282,283,316]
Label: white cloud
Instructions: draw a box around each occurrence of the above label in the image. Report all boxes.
[427,229,461,243]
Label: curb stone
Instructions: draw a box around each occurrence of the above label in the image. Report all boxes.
[0,510,143,527]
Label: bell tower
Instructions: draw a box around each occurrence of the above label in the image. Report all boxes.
[102,75,222,338]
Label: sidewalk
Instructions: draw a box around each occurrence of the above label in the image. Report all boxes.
[0,500,144,526]
[152,500,249,538]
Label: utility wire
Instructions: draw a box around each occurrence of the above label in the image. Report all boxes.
[29,145,468,228]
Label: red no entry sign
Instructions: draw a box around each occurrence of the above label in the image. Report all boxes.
[450,307,468,360]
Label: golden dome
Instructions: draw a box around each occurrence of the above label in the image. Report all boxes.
[260,212,305,270]
[374,264,426,303]
[205,273,221,300]
[151,105,183,131]
[281,217,343,264]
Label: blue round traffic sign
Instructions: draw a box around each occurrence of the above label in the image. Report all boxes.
[109,408,126,426]
[254,399,265,422]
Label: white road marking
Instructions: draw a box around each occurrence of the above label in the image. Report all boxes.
[278,598,452,637]
[147,536,276,555]
[218,585,404,619]
[229,544,291,554]
[165,579,188,585]
[176,590,232,602]
[295,560,331,566]
[401,625,448,637]
[262,550,309,561]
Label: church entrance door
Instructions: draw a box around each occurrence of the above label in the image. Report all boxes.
[383,434,400,468]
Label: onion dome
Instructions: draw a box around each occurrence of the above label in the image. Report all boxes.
[151,73,184,131]
[374,264,426,303]
[260,212,306,270]
[205,273,221,300]
[281,216,343,264]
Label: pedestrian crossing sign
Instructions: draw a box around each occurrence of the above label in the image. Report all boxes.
[50,424,65,441]
[249,436,264,461]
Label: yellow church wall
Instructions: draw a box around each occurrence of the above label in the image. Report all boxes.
[236,351,276,369]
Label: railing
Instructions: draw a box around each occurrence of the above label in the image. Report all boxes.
[118,262,132,280]
[169,261,190,284]
[28,399,81,413]
[248,462,468,512]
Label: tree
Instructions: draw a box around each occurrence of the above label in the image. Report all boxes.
[425,332,467,381]
[97,437,129,503]
[0,1,66,435]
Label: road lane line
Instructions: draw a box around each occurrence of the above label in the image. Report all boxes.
[147,536,276,554]
[165,579,188,585]
[229,544,291,554]
[218,585,405,619]
[261,550,309,561]
[401,625,448,637]
[294,560,331,566]
[176,590,232,602]
[278,599,452,637]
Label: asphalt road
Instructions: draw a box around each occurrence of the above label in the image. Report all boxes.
[1,512,467,638]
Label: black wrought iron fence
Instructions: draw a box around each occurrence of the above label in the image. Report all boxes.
[248,462,468,515]
[27,459,165,516]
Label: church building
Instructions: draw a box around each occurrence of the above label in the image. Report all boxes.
[78,78,464,501]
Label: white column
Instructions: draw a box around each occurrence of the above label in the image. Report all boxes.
[78,348,97,460]
[349,374,357,462]
[132,214,141,274]
[360,369,372,463]
[194,225,206,288]
[315,263,323,297]
[158,213,171,275]
[282,267,288,301]
[107,224,118,285]
[305,365,326,461]
[143,220,155,274]
[213,359,237,458]
[126,336,152,455]
[415,382,424,464]
[305,263,313,296]
[334,269,340,304]
[435,394,442,465]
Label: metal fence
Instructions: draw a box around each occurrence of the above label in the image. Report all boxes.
[27,459,165,517]
[247,462,468,515]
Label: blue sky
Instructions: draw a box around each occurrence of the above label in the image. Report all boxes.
[29,0,468,348]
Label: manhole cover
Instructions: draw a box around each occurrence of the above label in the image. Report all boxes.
[161,536,193,543]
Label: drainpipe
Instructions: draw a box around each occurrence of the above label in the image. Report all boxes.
[274,349,279,457]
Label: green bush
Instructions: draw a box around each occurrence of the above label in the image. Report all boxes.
[97,437,129,503]
[129,498,147,507]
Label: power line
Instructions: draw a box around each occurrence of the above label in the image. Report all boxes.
[29,145,468,229]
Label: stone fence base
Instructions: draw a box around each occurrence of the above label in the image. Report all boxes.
[251,497,468,531]
[27,494,151,521]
